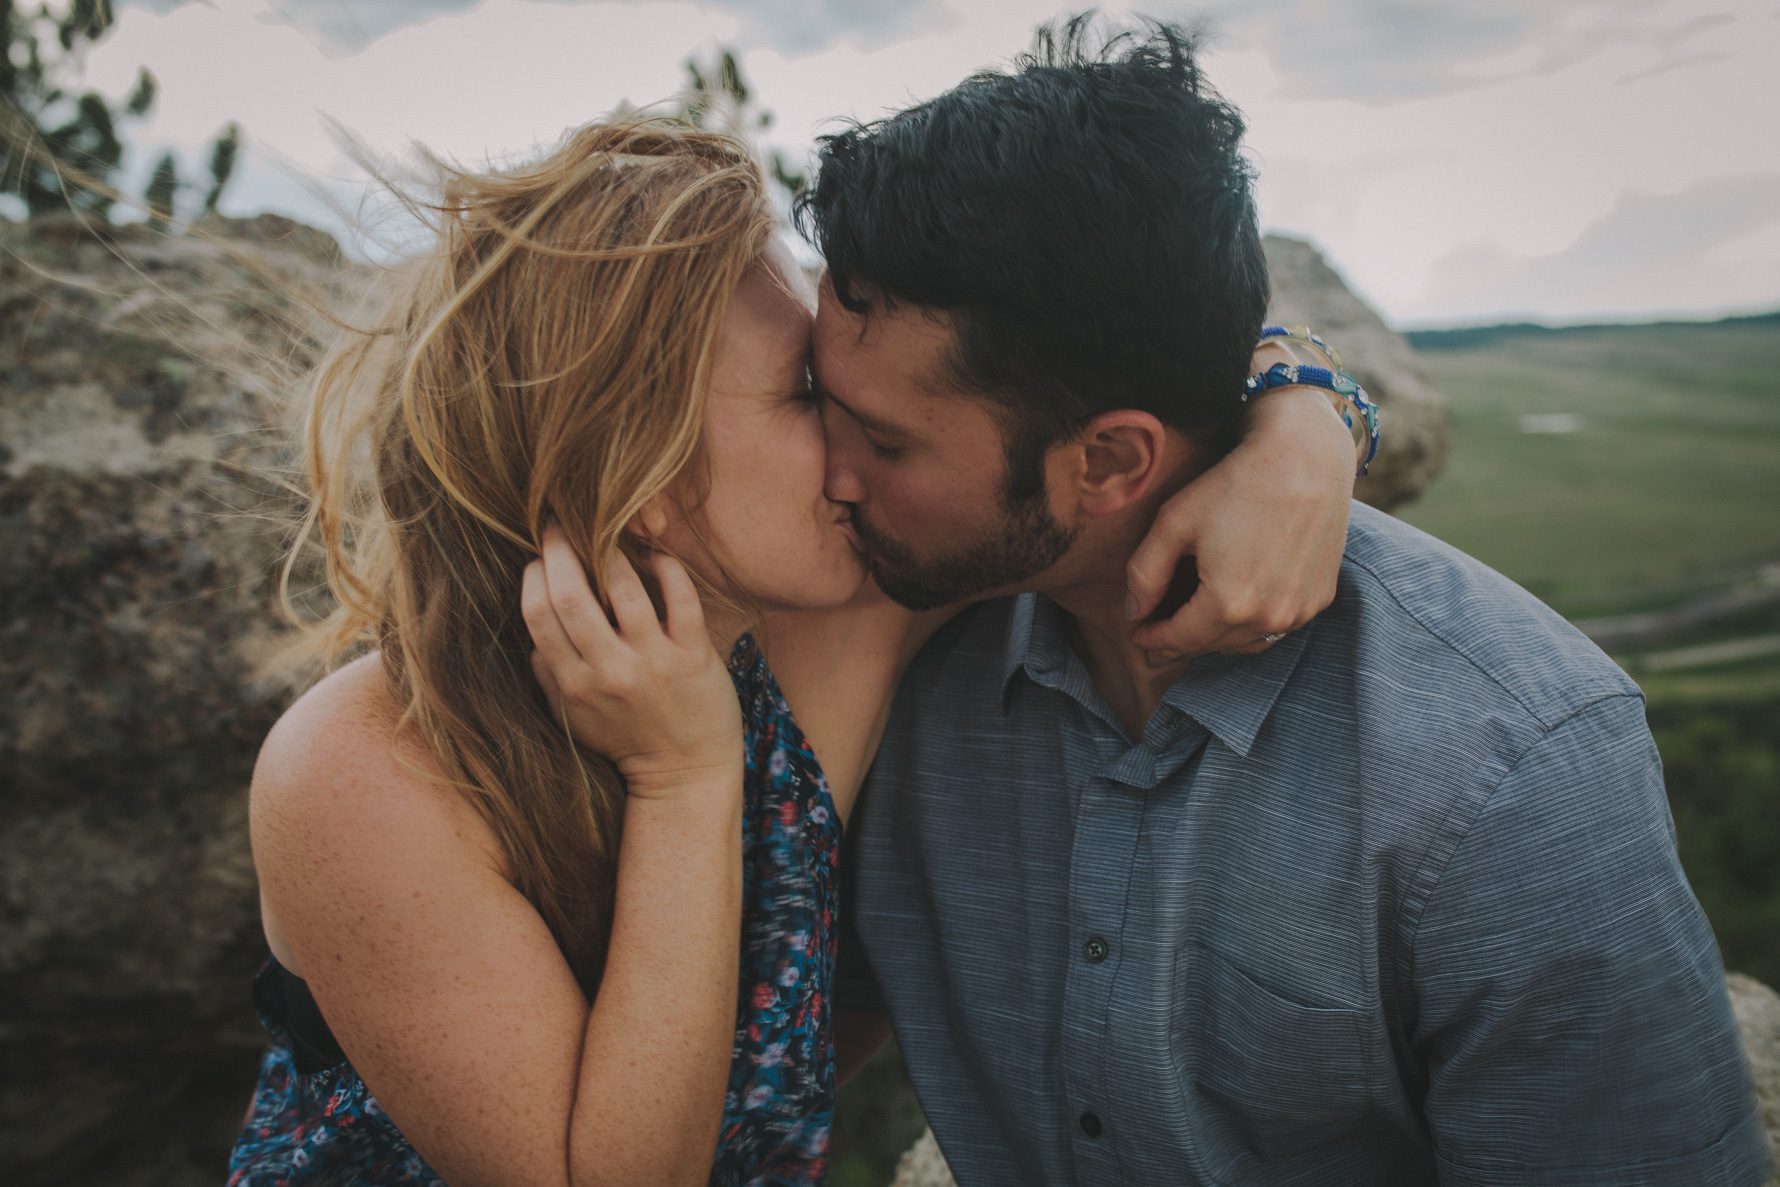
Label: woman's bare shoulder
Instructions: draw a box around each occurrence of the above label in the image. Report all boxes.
[254,653,411,805]
[250,654,505,886]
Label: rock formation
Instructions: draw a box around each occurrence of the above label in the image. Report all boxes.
[1731,973,1780,1181]
[1263,235,1448,512]
[0,215,1439,1185]
[2,213,345,1187]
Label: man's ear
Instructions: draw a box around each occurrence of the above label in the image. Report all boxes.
[1068,410,1169,517]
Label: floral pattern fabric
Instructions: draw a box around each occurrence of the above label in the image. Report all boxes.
[226,633,840,1186]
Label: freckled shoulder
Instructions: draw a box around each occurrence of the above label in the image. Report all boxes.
[249,653,511,970]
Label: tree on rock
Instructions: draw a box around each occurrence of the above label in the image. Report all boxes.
[0,0,241,223]
[143,149,176,227]
[204,120,240,214]
[678,47,805,202]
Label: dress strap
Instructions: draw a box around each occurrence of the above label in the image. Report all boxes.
[253,954,347,1074]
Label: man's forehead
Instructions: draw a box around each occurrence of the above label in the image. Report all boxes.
[813,283,961,402]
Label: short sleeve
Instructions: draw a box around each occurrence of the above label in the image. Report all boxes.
[1410,694,1771,1186]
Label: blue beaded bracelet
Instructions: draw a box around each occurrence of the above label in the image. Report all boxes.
[1260,324,1344,370]
[1243,360,1382,477]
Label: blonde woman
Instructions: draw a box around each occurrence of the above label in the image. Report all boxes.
[227,115,1356,1185]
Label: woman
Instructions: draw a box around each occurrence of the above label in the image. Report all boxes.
[229,117,1356,1186]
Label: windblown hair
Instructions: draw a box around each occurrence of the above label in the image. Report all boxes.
[797,13,1268,500]
[286,119,774,994]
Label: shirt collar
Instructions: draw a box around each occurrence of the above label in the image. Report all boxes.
[1000,591,1313,758]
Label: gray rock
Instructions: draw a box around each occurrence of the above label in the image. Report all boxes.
[891,1128,957,1187]
[1263,235,1449,511]
[1729,973,1780,1183]
[1,215,344,1187]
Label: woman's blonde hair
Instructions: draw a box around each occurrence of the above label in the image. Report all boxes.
[287,118,775,993]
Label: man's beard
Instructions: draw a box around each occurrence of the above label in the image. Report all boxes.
[852,488,1078,611]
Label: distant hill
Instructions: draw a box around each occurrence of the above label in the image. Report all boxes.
[1406,309,1780,352]
[1394,309,1780,622]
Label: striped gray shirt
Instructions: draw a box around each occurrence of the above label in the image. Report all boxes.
[842,502,1769,1186]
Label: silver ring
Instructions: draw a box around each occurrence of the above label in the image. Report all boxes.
[1261,632,1286,644]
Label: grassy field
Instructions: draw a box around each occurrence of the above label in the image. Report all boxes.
[1403,313,1780,992]
[1400,313,1780,620]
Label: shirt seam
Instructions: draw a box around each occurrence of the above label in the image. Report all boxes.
[1341,550,1637,730]
[1429,1099,1771,1185]
[1397,691,1647,997]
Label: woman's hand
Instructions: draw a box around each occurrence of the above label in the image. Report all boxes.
[1125,340,1359,661]
[522,523,742,797]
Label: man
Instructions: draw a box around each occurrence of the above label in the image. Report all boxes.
[805,17,1770,1186]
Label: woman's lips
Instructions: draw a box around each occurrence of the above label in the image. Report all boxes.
[836,512,868,554]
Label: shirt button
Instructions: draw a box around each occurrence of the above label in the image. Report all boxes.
[1079,1112,1103,1138]
[1084,936,1109,963]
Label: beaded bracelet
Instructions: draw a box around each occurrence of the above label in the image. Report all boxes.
[1243,360,1382,477]
[1255,325,1368,467]
[1260,323,1344,370]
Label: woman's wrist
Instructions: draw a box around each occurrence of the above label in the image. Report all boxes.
[620,758,745,809]
[1245,328,1378,475]
[1242,373,1362,473]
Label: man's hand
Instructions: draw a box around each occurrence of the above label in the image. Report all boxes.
[1126,341,1359,661]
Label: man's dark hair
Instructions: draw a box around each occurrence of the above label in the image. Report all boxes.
[796,13,1268,500]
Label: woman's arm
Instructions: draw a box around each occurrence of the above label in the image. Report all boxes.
[253,543,742,1187]
[1125,336,1362,659]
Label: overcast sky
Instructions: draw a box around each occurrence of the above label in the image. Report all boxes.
[80,0,1780,329]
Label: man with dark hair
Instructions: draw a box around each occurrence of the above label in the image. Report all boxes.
[806,18,1770,1186]
[801,18,1267,614]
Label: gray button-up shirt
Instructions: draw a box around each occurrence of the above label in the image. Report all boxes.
[841,503,1769,1186]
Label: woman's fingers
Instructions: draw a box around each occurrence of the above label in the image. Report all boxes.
[649,551,706,645]
[600,547,662,641]
[522,556,588,670]
[539,523,617,653]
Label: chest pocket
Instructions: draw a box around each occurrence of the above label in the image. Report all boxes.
[1172,942,1374,1184]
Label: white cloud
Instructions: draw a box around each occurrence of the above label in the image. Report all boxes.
[86,0,1780,326]
[1188,0,1742,104]
[692,0,952,54]
[1413,174,1780,325]
[117,0,481,54]
[120,0,950,56]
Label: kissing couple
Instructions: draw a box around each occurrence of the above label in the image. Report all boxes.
[228,14,1768,1187]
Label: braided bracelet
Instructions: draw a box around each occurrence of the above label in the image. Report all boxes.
[1260,324,1343,370]
[1243,360,1381,477]
[1256,325,1364,465]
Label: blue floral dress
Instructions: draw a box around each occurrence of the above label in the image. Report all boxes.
[226,635,840,1186]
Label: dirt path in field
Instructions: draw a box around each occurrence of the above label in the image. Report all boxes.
[1627,633,1780,673]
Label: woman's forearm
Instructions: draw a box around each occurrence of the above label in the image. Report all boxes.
[568,779,745,1187]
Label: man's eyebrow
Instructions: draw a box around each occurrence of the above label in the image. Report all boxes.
[813,380,905,439]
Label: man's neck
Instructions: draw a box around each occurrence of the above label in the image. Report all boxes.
[1045,575,1188,741]
[1036,499,1195,742]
